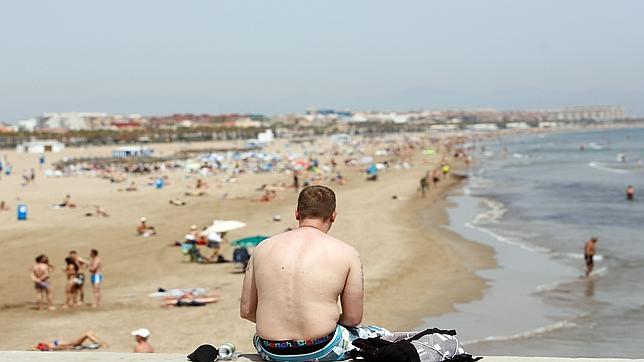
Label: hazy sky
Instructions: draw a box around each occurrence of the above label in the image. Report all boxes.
[1,0,643,121]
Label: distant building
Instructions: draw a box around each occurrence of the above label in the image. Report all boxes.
[466,123,499,131]
[505,122,531,129]
[17,118,38,132]
[112,146,154,158]
[545,106,625,122]
[16,140,65,153]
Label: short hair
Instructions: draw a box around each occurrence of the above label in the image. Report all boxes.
[91,249,98,256]
[69,250,77,255]
[297,185,336,221]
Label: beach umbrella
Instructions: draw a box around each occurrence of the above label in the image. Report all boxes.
[232,235,269,247]
[423,149,436,155]
[206,220,246,233]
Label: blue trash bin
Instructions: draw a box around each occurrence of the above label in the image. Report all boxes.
[17,204,27,221]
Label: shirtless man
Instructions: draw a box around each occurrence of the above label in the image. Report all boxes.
[626,185,635,201]
[89,249,103,308]
[132,328,154,353]
[31,255,55,310]
[584,237,598,277]
[241,185,390,362]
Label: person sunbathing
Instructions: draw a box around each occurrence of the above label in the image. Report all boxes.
[162,295,219,307]
[59,194,77,208]
[125,181,138,192]
[34,330,108,351]
[169,198,187,206]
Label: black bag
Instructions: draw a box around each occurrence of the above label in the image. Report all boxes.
[351,328,482,362]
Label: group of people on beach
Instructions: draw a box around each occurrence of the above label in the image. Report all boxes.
[30,249,103,310]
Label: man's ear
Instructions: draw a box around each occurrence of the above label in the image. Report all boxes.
[295,209,300,221]
[330,211,337,223]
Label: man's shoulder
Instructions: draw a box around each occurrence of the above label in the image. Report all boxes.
[324,235,360,258]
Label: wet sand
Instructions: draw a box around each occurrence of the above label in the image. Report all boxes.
[0,137,495,353]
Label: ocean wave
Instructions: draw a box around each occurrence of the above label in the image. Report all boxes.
[588,161,631,174]
[463,314,586,345]
[588,142,605,150]
[551,252,604,262]
[465,220,551,254]
[466,198,550,254]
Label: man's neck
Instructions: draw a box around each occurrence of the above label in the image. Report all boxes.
[298,219,330,233]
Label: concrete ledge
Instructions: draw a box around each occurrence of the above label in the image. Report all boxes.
[1,352,642,361]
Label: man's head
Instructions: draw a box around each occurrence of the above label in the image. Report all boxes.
[36,254,45,263]
[90,249,98,257]
[69,250,77,258]
[296,185,337,227]
[131,328,150,343]
[591,237,598,243]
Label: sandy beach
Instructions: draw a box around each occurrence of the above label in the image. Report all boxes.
[0,135,496,353]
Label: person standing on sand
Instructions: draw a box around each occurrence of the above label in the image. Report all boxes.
[132,328,154,353]
[241,185,390,362]
[31,255,55,310]
[89,249,103,308]
[64,257,81,308]
[420,175,429,198]
[626,185,635,201]
[69,251,89,303]
[584,237,598,277]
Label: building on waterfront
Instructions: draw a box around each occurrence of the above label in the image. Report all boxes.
[545,106,625,122]
[16,140,65,153]
[112,146,154,158]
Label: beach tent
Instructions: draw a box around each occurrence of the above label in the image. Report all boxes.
[232,235,268,247]
[206,220,246,233]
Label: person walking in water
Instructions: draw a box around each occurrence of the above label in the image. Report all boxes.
[626,185,635,201]
[584,237,598,277]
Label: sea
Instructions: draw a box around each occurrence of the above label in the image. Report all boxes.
[422,127,644,358]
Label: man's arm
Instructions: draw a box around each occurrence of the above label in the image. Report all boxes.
[77,256,90,268]
[339,251,364,327]
[240,255,258,322]
[30,267,40,282]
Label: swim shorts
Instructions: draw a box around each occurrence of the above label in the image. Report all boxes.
[90,274,103,285]
[34,281,49,290]
[254,324,391,361]
[585,253,594,266]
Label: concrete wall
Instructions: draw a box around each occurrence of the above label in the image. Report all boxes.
[1,352,642,362]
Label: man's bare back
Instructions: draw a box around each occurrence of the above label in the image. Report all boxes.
[241,186,390,361]
[249,227,362,340]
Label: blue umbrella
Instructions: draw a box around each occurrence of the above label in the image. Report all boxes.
[232,235,269,247]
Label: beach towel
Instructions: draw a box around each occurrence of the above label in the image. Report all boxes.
[350,328,481,362]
